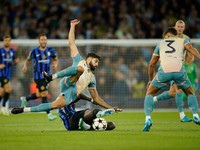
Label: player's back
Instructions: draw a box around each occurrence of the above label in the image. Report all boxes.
[159,36,186,73]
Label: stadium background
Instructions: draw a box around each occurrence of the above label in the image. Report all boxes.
[1,0,200,109]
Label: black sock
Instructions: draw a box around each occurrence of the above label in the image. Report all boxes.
[0,96,2,102]
[42,97,50,114]
[26,93,37,101]
[2,92,9,107]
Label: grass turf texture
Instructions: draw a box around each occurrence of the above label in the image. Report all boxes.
[0,111,200,150]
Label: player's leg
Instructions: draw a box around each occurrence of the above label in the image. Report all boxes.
[40,91,57,121]
[20,79,45,107]
[176,70,200,125]
[183,86,200,125]
[144,70,170,132]
[12,82,77,114]
[1,82,12,116]
[175,89,192,122]
[44,66,84,83]
[11,95,66,114]
[143,84,159,131]
[0,87,4,114]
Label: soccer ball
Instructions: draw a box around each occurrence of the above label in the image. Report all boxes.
[92,118,107,131]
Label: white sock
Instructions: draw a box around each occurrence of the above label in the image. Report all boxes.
[179,112,185,119]
[52,74,57,80]
[24,107,31,112]
[145,116,151,122]
[79,118,91,130]
[153,96,157,103]
[193,114,199,119]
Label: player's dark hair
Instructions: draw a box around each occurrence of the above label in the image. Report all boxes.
[86,53,101,61]
[38,32,47,39]
[163,27,177,37]
[3,34,11,40]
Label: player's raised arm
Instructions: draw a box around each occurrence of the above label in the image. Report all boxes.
[69,19,80,57]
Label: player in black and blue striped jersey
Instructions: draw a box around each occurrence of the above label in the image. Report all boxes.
[20,33,58,120]
[58,93,116,131]
[0,35,19,115]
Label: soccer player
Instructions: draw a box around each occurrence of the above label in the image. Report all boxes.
[20,33,58,120]
[59,102,115,131]
[11,19,121,116]
[143,27,200,132]
[0,35,19,115]
[153,20,194,122]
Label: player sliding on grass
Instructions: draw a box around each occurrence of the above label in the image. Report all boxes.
[11,19,122,116]
[59,102,116,131]
[143,27,200,132]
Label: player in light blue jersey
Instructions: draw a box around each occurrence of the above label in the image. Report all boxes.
[153,20,194,122]
[11,19,122,117]
[143,27,200,132]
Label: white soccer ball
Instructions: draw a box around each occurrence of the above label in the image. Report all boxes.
[92,118,107,131]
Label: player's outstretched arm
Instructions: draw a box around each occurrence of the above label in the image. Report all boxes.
[88,88,122,112]
[69,19,80,57]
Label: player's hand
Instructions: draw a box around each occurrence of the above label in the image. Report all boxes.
[70,19,80,26]
[42,71,53,84]
[22,65,27,72]
[113,107,122,112]
[0,64,5,69]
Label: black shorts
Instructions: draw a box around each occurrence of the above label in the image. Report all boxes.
[0,77,9,87]
[68,110,86,130]
[34,79,48,92]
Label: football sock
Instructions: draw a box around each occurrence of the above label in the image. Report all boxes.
[0,96,2,102]
[42,97,50,114]
[2,92,9,107]
[144,95,154,116]
[145,116,151,122]
[179,112,185,119]
[53,66,78,79]
[26,93,37,101]
[188,94,199,114]
[156,91,172,101]
[30,103,52,112]
[175,92,184,113]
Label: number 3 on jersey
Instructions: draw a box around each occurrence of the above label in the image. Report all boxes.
[165,40,175,53]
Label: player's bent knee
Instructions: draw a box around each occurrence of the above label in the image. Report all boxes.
[51,97,66,109]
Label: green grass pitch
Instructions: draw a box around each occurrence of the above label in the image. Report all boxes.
[0,111,200,150]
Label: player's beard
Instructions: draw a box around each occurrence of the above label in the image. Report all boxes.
[4,44,9,48]
[89,61,96,71]
[40,43,47,49]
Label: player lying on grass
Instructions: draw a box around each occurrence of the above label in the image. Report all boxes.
[11,19,122,115]
[143,27,200,132]
[59,103,115,131]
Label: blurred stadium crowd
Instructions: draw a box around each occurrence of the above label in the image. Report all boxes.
[0,0,200,40]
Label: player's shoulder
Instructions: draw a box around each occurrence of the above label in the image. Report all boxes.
[182,34,190,40]
[47,47,56,51]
